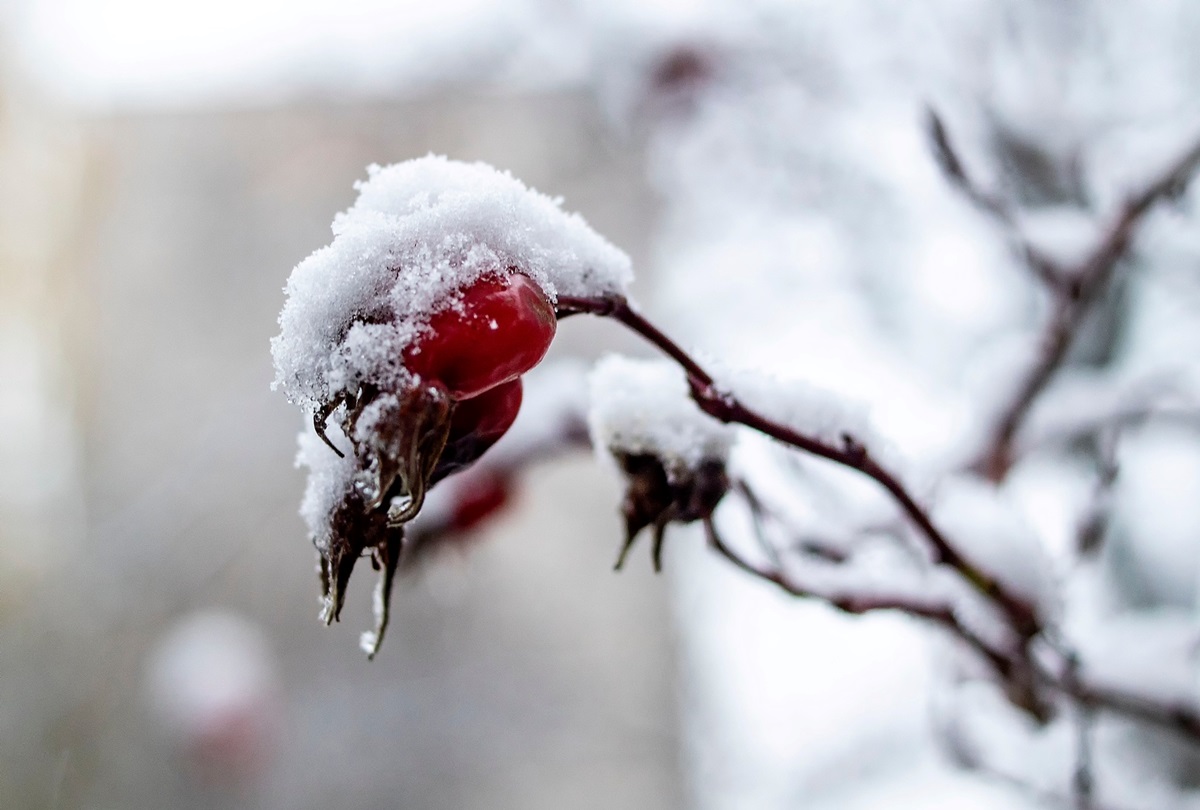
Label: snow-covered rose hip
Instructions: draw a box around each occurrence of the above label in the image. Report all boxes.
[372,270,550,516]
[406,273,555,400]
[348,271,546,526]
[273,155,632,653]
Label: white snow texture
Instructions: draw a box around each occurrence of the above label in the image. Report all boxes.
[271,155,632,412]
[588,355,733,474]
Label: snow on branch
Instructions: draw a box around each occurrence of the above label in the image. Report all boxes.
[588,354,733,475]
[557,292,1041,636]
[954,130,1200,481]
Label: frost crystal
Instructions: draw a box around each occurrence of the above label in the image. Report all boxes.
[271,155,632,412]
[588,355,732,474]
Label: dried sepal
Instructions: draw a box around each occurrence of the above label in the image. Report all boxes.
[345,383,454,523]
[316,484,402,627]
[306,378,456,655]
[613,452,729,572]
[359,532,404,659]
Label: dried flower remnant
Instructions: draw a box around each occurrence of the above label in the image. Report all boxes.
[274,156,631,654]
[588,356,734,570]
[613,453,730,571]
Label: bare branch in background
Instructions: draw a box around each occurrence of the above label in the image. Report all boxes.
[1075,431,1119,557]
[1053,677,1200,744]
[558,293,1041,637]
[699,515,1018,681]
[927,106,1009,221]
[975,763,1135,810]
[925,107,1064,286]
[560,293,1200,748]
[973,134,1200,481]
[1059,650,1096,810]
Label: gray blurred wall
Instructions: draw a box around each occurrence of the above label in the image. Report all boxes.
[1,90,682,810]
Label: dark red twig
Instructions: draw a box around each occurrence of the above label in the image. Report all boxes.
[700,516,1016,679]
[1054,677,1200,743]
[975,134,1200,481]
[559,292,1200,745]
[558,293,1040,635]
[925,107,1064,286]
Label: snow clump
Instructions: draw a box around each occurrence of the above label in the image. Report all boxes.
[716,364,880,450]
[933,474,1060,622]
[588,355,733,473]
[272,155,632,413]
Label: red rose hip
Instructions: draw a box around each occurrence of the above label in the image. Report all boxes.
[448,471,513,533]
[432,378,523,483]
[404,273,556,399]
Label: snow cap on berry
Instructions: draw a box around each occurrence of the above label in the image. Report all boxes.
[588,355,733,475]
[271,155,633,412]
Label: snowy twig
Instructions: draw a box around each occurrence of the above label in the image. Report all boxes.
[974,762,1136,810]
[557,294,1040,637]
[1075,432,1119,556]
[925,107,1063,286]
[561,293,1200,741]
[699,516,1016,679]
[975,134,1200,481]
[1056,677,1200,743]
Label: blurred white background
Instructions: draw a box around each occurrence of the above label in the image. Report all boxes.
[5,1,1200,809]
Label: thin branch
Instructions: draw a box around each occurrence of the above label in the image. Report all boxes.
[1028,631,1200,744]
[559,288,1200,747]
[926,106,1012,222]
[700,517,1016,679]
[974,763,1137,810]
[734,477,861,565]
[1062,650,1095,810]
[925,107,1064,286]
[1057,677,1200,743]
[558,293,1040,636]
[1075,431,1120,556]
[976,134,1200,481]
[732,478,791,567]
